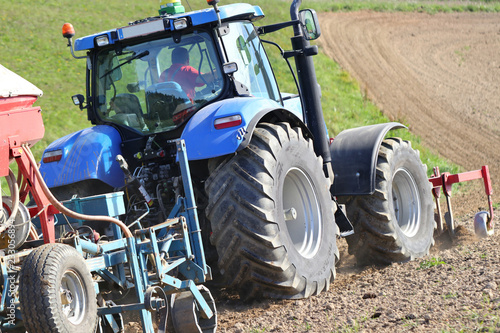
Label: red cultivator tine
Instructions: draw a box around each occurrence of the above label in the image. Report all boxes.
[429,165,494,237]
[431,167,444,234]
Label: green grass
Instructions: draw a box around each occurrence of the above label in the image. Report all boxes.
[0,0,159,159]
[443,292,458,299]
[0,0,466,178]
[417,257,446,270]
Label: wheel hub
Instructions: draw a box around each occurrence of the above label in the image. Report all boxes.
[392,167,421,237]
[60,270,86,325]
[283,168,322,259]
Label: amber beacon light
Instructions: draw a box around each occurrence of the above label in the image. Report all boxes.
[62,23,75,39]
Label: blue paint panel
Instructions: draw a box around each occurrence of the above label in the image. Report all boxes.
[75,31,114,51]
[74,4,264,51]
[40,125,125,188]
[174,8,218,27]
[281,93,303,118]
[62,192,126,224]
[181,97,282,160]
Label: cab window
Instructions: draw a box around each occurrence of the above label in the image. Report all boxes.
[222,22,280,102]
[94,31,223,133]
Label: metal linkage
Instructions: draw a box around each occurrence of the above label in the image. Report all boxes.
[76,139,215,332]
[429,165,494,236]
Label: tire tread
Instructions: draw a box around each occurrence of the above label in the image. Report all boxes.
[205,122,338,299]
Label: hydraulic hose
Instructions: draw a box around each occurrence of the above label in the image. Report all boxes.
[22,145,133,239]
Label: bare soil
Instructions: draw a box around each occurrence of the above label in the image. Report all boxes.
[216,223,499,333]
[212,12,500,333]
[318,11,500,217]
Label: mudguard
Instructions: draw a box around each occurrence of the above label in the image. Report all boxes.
[181,97,304,160]
[39,125,124,189]
[330,122,406,196]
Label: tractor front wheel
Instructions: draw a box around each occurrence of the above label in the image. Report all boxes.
[205,122,339,299]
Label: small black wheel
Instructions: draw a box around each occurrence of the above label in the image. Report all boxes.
[342,138,435,265]
[19,244,97,333]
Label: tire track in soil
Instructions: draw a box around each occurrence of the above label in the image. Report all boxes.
[318,12,500,214]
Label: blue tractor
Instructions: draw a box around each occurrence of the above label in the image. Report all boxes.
[40,0,435,304]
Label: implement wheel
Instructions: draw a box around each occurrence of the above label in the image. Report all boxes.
[205,122,339,299]
[19,244,97,333]
[170,285,217,333]
[343,138,435,265]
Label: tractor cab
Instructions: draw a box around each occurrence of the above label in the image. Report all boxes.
[66,1,290,139]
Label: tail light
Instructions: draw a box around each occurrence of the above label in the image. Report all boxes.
[42,149,63,163]
[214,115,242,130]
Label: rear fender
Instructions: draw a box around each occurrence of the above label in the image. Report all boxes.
[330,122,406,196]
[181,97,307,160]
[39,125,125,189]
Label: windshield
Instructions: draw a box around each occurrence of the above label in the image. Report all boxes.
[94,31,223,134]
[221,21,280,102]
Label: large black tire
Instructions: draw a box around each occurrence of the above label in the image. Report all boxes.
[205,122,339,299]
[19,244,97,333]
[342,138,435,265]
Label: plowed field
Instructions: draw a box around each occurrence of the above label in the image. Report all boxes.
[318,11,500,215]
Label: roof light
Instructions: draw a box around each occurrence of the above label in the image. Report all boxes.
[42,149,63,163]
[223,62,238,75]
[72,94,84,106]
[95,35,109,47]
[214,115,242,130]
[173,18,188,30]
[62,23,75,39]
[159,0,185,15]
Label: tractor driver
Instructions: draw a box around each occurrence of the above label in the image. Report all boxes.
[160,47,216,102]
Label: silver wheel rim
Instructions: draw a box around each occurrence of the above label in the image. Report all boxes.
[60,269,86,325]
[2,197,31,249]
[283,167,322,259]
[392,167,421,237]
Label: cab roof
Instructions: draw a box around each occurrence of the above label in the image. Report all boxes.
[74,3,264,51]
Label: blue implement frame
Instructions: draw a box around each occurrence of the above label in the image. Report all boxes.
[0,139,214,333]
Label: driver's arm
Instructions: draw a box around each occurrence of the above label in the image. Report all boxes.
[195,69,220,85]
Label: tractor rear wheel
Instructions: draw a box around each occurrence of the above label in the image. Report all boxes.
[205,122,339,299]
[342,138,435,265]
[19,244,97,333]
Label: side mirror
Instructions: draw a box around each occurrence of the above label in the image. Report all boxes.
[72,94,86,110]
[299,9,321,40]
